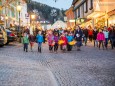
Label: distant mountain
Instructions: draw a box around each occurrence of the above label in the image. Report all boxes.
[27,1,66,24]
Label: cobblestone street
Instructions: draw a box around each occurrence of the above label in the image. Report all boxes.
[0,43,115,86]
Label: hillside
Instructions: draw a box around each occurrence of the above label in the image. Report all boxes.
[27,1,66,24]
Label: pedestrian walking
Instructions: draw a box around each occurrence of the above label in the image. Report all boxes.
[67,33,74,51]
[97,29,105,50]
[60,33,68,52]
[93,27,98,47]
[36,31,44,53]
[22,33,29,52]
[83,27,88,46]
[74,26,83,51]
[109,26,115,49]
[103,27,109,49]
[47,31,54,53]
[29,34,35,51]
[88,26,93,42]
[54,33,59,53]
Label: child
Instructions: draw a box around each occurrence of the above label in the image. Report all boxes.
[67,33,74,51]
[60,33,68,52]
[22,33,29,52]
[29,34,35,51]
[36,31,44,53]
[97,29,105,50]
[54,33,59,53]
[47,31,54,52]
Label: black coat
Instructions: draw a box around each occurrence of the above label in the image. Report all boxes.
[83,29,88,38]
[74,29,83,41]
[93,30,98,40]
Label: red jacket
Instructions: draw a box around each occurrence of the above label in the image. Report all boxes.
[88,30,93,36]
[60,36,67,45]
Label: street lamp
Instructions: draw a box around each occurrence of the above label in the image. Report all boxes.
[30,14,36,35]
[5,15,8,28]
[17,2,22,42]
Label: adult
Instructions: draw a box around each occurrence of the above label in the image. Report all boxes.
[103,27,109,49]
[83,27,88,46]
[93,27,98,47]
[109,26,115,49]
[74,26,83,51]
[88,26,93,42]
[97,29,105,50]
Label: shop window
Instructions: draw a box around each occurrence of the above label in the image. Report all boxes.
[78,8,80,18]
[89,0,93,10]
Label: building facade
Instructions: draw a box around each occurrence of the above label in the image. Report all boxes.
[72,0,115,28]
[0,0,28,28]
[65,6,75,28]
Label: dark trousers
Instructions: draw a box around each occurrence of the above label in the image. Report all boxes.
[49,45,53,51]
[38,42,42,52]
[99,40,104,49]
[67,44,72,51]
[84,37,88,45]
[54,43,58,51]
[105,38,108,48]
[24,43,28,52]
[89,35,93,42]
[110,38,114,49]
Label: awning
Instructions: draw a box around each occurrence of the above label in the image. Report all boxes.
[87,11,106,19]
[0,20,4,25]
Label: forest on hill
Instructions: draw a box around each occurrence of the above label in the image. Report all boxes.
[27,0,66,24]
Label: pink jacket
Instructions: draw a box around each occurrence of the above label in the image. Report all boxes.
[47,34,54,45]
[97,32,105,41]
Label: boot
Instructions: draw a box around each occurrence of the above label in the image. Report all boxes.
[39,47,41,53]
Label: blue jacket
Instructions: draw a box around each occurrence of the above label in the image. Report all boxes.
[67,35,73,42]
[36,34,44,43]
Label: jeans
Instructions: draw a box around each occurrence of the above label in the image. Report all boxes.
[38,42,42,52]
[94,40,98,47]
[24,43,28,52]
[84,37,88,45]
[105,38,108,48]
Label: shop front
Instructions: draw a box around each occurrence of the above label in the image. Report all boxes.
[108,9,115,26]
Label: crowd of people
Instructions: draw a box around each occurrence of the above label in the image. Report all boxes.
[21,25,115,53]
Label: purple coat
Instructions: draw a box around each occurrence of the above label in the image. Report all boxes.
[54,36,59,43]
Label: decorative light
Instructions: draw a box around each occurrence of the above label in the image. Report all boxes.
[31,14,36,19]
[17,3,22,12]
[5,16,8,20]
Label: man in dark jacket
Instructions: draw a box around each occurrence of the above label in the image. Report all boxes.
[83,27,88,46]
[93,28,98,47]
[109,26,115,49]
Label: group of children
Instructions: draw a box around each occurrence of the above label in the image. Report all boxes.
[47,31,75,53]
[22,25,115,53]
[22,30,78,53]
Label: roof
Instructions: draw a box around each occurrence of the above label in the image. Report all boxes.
[72,0,79,5]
